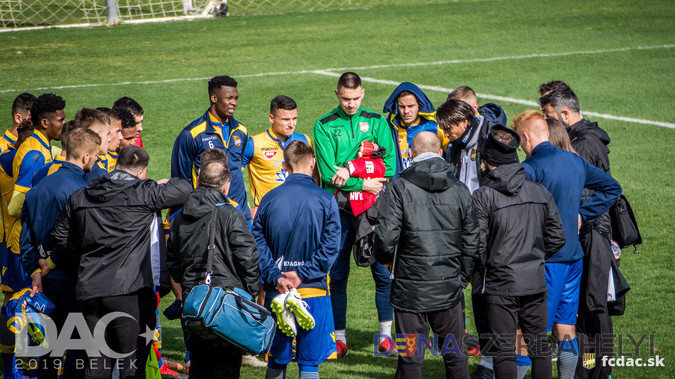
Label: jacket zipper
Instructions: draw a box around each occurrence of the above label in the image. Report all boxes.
[350,117,355,138]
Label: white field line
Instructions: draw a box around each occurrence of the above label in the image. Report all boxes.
[312,70,675,129]
[1,45,673,128]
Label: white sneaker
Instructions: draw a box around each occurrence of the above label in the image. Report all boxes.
[271,292,297,337]
[285,288,315,330]
[241,354,267,367]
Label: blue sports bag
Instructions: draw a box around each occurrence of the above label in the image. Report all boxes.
[182,208,275,355]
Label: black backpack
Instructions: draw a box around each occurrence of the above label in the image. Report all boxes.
[610,194,642,252]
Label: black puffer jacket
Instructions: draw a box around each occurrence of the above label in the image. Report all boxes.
[50,170,191,300]
[167,187,260,299]
[472,163,565,296]
[374,157,479,313]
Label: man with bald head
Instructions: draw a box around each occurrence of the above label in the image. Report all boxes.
[375,131,479,378]
[512,111,621,379]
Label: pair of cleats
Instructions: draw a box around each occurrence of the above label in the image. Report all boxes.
[271,288,315,337]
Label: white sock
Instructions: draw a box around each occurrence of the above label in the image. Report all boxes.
[517,363,530,379]
[335,329,346,344]
[480,355,494,370]
[378,320,393,344]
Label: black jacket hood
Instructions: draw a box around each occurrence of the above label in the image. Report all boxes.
[569,119,611,146]
[182,187,229,220]
[400,157,456,192]
[481,163,525,196]
[86,170,140,203]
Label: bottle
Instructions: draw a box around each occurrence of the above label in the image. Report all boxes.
[610,240,621,259]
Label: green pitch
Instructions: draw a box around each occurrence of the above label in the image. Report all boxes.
[0,0,673,377]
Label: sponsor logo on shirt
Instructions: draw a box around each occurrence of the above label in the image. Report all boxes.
[264,151,278,160]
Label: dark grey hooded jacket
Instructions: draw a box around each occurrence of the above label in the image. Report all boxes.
[167,187,260,299]
[374,157,479,313]
[472,163,566,296]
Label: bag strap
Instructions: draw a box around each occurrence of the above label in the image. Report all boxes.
[204,207,220,285]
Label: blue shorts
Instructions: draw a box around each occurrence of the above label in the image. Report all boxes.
[1,243,31,293]
[265,294,336,366]
[545,259,583,331]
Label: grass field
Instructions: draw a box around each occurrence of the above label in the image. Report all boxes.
[1,0,674,377]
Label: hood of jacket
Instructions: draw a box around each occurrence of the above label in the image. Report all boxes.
[85,170,142,203]
[477,102,507,127]
[181,186,229,220]
[568,119,610,146]
[383,82,435,117]
[400,157,456,192]
[481,163,525,196]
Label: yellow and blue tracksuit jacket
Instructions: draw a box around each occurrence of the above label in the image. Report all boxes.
[383,81,449,177]
[242,128,311,207]
[0,130,17,154]
[31,154,65,186]
[9,132,53,254]
[171,110,251,220]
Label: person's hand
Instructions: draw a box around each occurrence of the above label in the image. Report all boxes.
[281,271,302,288]
[39,259,51,278]
[157,178,170,184]
[578,214,582,234]
[30,271,42,297]
[331,166,350,188]
[362,178,386,195]
[251,207,258,220]
[276,277,293,293]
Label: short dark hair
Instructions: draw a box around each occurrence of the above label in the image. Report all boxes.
[63,128,101,159]
[200,148,229,169]
[337,72,362,90]
[397,90,415,100]
[12,93,36,117]
[15,119,34,148]
[270,95,297,114]
[492,129,515,145]
[30,93,66,125]
[199,161,231,190]
[208,75,238,93]
[538,80,568,96]
[539,85,580,113]
[283,140,314,173]
[116,145,149,173]
[73,108,109,130]
[436,99,475,127]
[112,107,137,130]
[113,97,144,116]
[447,86,476,103]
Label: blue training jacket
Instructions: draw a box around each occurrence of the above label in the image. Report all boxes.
[171,109,251,220]
[252,173,340,292]
[20,162,89,282]
[522,142,621,263]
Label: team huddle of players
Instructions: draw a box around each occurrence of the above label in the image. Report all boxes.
[0,71,624,379]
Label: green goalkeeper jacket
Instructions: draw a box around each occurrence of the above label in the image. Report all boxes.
[313,106,396,194]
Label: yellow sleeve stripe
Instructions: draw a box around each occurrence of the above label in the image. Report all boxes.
[46,257,56,269]
[189,122,207,138]
[13,185,30,193]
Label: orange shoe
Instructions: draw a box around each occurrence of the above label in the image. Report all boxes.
[377,339,398,357]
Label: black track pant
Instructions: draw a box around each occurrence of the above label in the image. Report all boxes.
[394,302,468,379]
[484,293,552,379]
[78,287,156,379]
